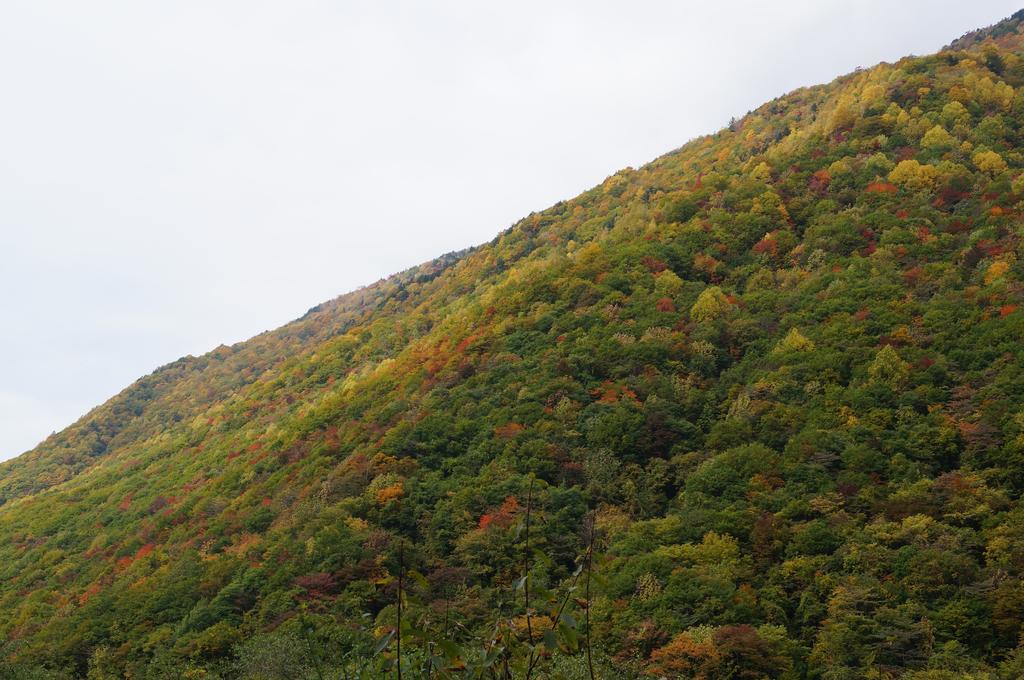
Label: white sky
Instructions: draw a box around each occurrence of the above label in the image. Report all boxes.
[0,0,1019,462]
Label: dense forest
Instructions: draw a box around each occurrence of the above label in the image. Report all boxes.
[5,11,1024,680]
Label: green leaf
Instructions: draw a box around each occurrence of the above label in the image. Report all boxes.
[558,623,578,650]
[402,623,427,639]
[407,569,431,590]
[437,639,462,660]
[543,629,558,652]
[372,630,395,656]
[532,584,554,602]
[482,646,504,667]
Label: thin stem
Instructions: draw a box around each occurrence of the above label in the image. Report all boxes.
[443,588,450,641]
[523,477,535,647]
[524,550,586,680]
[585,514,596,680]
[396,540,403,680]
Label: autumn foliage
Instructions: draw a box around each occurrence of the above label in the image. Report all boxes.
[4,11,1024,680]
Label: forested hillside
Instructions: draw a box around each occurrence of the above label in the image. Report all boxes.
[5,11,1024,680]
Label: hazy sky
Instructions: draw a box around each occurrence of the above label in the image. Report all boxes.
[0,1,1019,462]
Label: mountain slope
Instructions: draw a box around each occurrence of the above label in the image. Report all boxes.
[0,250,469,505]
[5,11,1024,679]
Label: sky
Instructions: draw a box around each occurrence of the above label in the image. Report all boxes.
[0,0,1020,462]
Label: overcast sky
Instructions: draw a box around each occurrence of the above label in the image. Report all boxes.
[0,0,1019,462]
